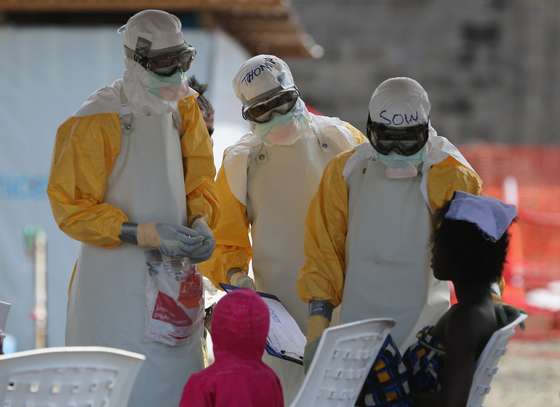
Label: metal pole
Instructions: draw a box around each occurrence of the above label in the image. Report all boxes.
[34,230,48,348]
[25,226,48,349]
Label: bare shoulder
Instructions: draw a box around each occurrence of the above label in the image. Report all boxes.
[445,302,497,354]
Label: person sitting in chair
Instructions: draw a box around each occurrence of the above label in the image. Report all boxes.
[358,192,523,407]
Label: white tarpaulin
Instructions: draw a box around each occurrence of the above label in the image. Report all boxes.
[0,24,247,351]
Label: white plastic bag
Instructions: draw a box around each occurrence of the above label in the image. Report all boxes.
[144,252,204,346]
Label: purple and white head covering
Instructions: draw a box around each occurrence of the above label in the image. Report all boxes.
[445,191,517,241]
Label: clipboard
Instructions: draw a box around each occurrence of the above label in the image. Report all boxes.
[220,284,305,365]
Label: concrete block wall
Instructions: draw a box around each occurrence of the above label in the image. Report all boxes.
[288,0,560,144]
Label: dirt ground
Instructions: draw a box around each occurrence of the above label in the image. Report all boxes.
[485,340,560,407]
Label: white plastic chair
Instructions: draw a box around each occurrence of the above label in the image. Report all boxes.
[291,318,395,407]
[0,346,145,407]
[466,312,528,407]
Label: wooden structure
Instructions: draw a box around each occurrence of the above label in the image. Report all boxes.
[0,0,320,57]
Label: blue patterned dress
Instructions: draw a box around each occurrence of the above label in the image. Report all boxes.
[356,327,445,406]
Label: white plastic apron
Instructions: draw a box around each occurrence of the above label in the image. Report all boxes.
[66,102,203,407]
[341,157,450,351]
[245,122,346,405]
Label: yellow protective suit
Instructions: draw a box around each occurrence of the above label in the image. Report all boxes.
[199,111,365,405]
[48,95,219,246]
[47,81,219,407]
[199,121,365,289]
[298,136,483,350]
[298,150,482,307]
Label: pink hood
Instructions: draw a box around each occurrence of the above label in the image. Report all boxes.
[211,289,270,362]
[179,290,284,407]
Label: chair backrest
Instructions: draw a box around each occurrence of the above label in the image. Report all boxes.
[466,313,528,407]
[0,346,145,407]
[291,318,395,407]
[0,301,10,333]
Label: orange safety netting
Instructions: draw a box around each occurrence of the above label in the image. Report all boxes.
[461,145,560,295]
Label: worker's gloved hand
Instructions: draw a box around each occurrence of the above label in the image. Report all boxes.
[303,337,320,373]
[228,269,256,290]
[188,218,216,263]
[303,308,332,373]
[121,222,204,258]
[142,223,205,258]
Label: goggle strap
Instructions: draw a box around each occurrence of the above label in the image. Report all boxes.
[134,37,152,57]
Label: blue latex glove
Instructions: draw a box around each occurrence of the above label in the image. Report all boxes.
[188,218,216,263]
[132,222,204,258]
[155,223,205,258]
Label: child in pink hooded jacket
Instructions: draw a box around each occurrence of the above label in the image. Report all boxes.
[179,289,284,407]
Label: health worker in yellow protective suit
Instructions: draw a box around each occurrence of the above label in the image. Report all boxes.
[199,54,365,404]
[298,77,483,371]
[47,10,219,407]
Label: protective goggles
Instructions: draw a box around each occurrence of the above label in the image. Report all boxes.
[366,115,429,156]
[127,43,197,76]
[242,89,300,123]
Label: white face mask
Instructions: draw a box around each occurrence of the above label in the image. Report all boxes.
[147,70,189,101]
[376,147,426,179]
[123,59,185,115]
